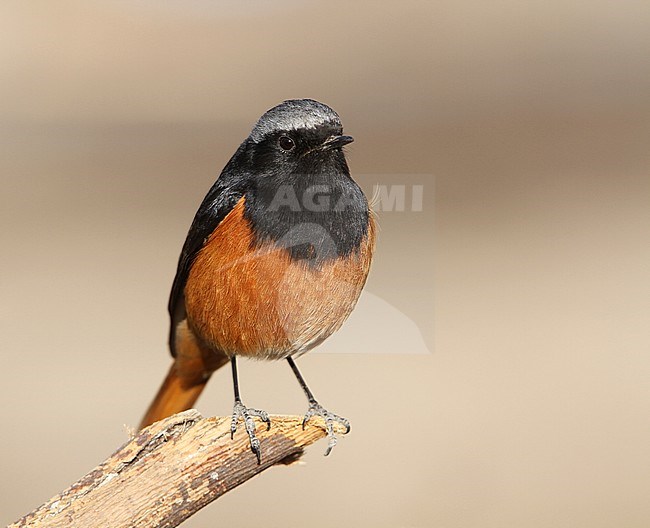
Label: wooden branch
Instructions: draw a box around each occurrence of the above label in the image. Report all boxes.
[11,410,339,528]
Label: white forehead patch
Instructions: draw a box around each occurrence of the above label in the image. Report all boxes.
[249,99,342,143]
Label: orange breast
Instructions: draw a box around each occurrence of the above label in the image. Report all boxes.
[183,197,375,359]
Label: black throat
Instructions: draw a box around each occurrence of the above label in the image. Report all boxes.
[243,149,369,265]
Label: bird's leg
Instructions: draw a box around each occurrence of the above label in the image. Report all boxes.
[230,356,271,464]
[286,356,350,456]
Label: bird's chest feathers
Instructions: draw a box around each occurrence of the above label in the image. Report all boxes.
[183,197,374,359]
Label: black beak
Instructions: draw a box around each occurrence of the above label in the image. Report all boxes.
[322,135,354,150]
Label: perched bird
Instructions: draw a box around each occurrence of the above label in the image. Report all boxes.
[140,99,376,462]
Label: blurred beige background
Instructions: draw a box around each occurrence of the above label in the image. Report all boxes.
[1,1,649,526]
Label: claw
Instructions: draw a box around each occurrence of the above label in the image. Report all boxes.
[262,413,271,431]
[324,435,337,457]
[230,419,236,440]
[231,401,271,464]
[301,401,350,456]
[250,437,262,465]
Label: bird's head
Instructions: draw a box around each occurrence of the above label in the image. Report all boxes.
[244,99,354,180]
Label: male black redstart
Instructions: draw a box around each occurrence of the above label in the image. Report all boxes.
[140,99,376,463]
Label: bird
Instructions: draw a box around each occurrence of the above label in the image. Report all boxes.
[140,99,376,463]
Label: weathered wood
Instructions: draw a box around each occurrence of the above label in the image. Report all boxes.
[10,410,338,528]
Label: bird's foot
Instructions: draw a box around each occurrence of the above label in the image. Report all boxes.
[302,400,350,456]
[231,400,271,464]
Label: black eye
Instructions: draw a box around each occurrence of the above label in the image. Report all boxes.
[278,135,295,151]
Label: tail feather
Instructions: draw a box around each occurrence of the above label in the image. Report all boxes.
[139,364,209,429]
[140,321,228,429]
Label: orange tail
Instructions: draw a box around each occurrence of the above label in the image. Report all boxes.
[140,322,229,429]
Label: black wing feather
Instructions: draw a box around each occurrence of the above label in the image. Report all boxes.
[167,144,250,355]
